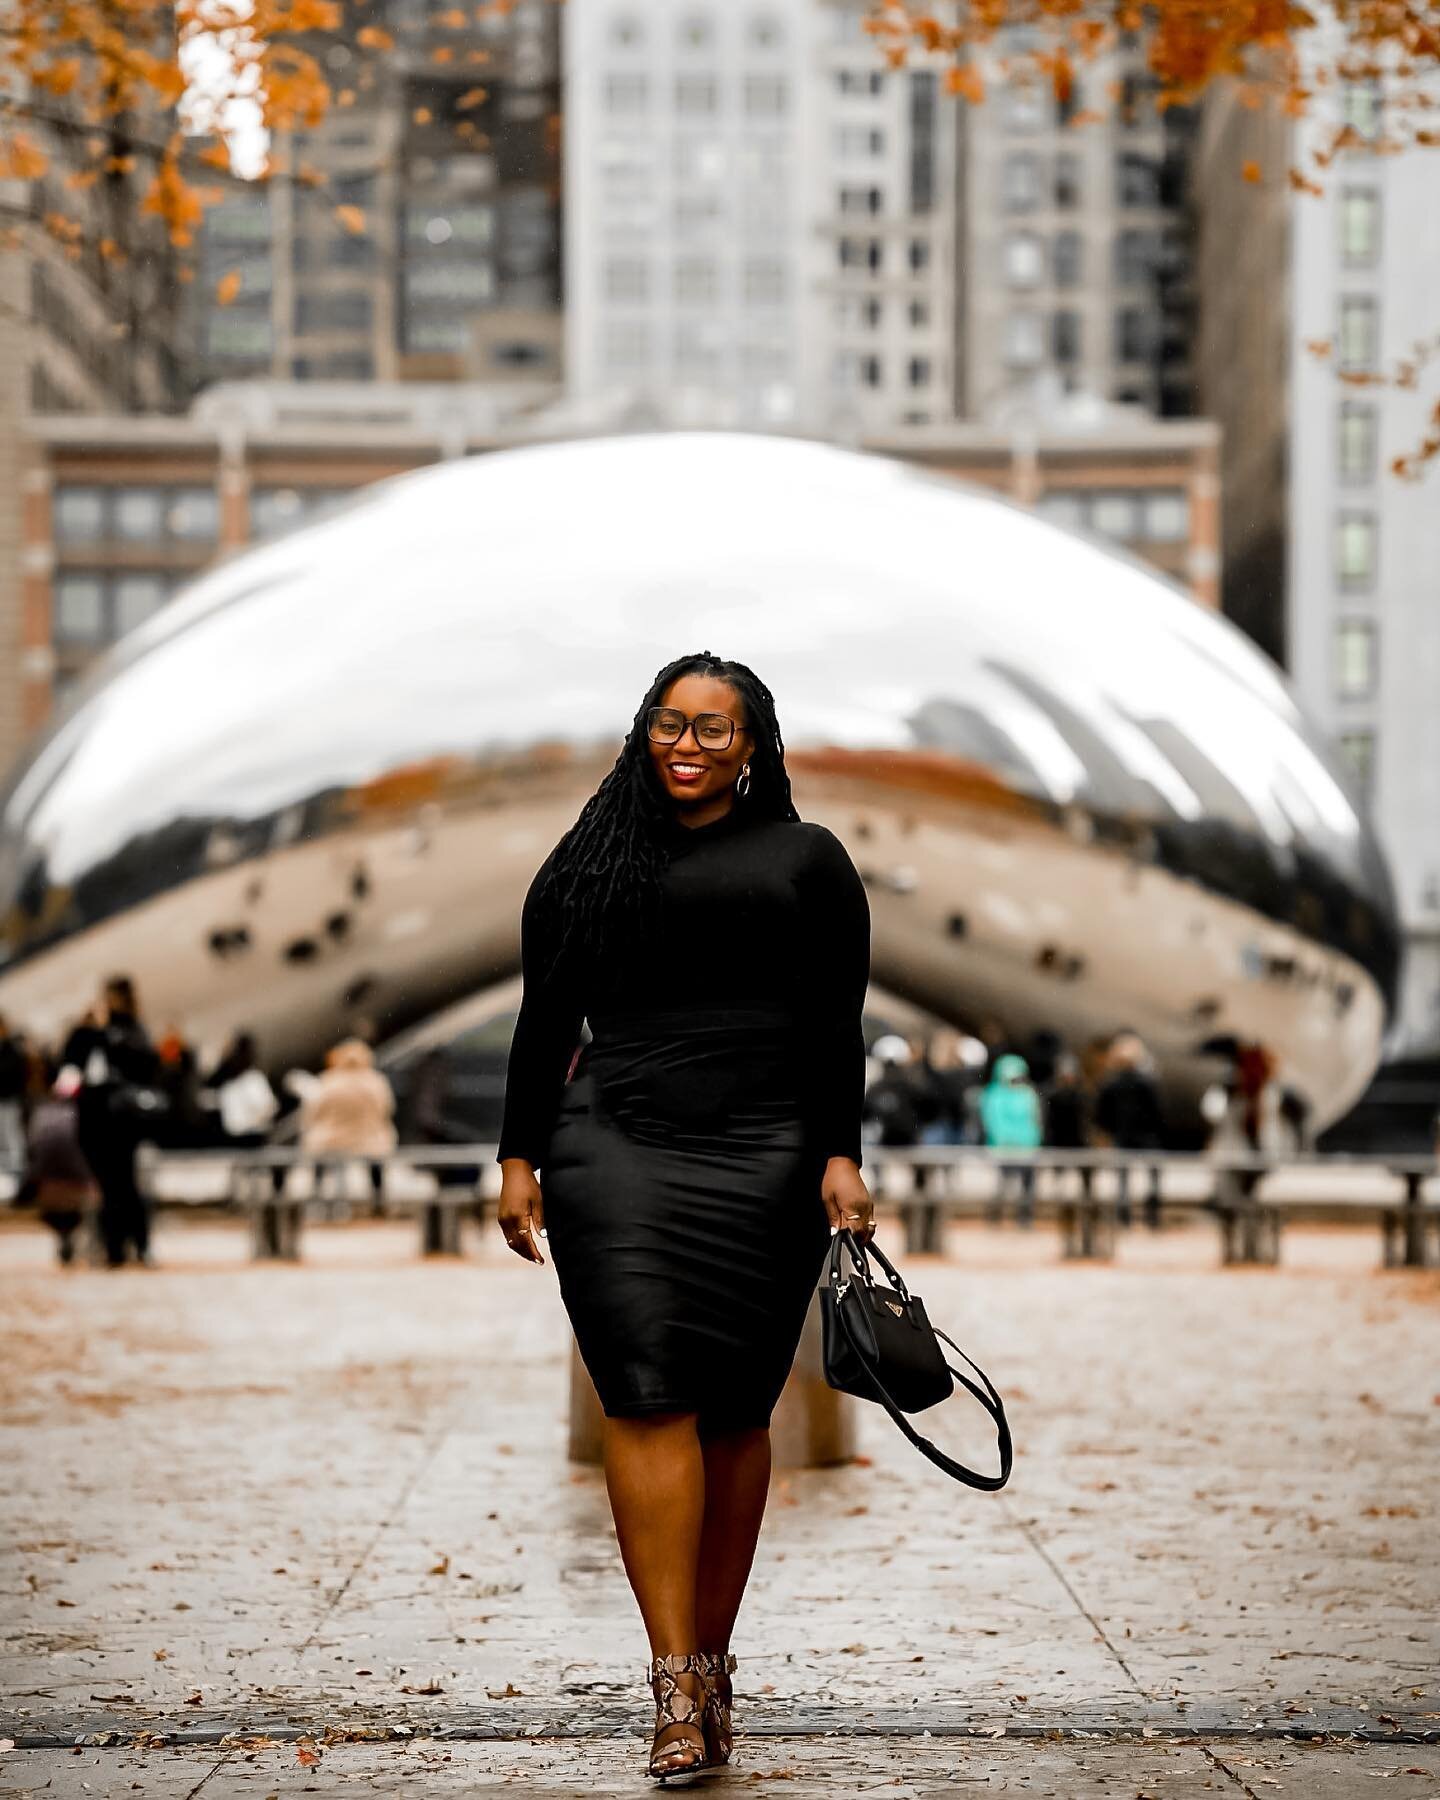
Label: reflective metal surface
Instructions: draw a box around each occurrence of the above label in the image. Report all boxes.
[0,434,1400,1125]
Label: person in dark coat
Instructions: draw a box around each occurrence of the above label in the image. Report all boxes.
[1044,1052,1093,1199]
[1093,1032,1164,1228]
[26,1065,99,1264]
[61,977,163,1266]
[0,1012,31,1182]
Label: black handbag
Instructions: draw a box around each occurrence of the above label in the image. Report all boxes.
[820,1229,1013,1491]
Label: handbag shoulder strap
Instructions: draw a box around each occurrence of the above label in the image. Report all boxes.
[831,1232,1013,1492]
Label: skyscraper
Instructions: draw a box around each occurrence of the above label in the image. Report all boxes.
[1197,64,1440,1055]
[194,0,563,389]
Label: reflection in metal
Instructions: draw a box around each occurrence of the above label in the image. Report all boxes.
[0,434,1400,1127]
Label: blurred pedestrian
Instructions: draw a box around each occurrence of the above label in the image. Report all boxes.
[26,1065,98,1266]
[1044,1052,1093,1199]
[980,1053,1043,1226]
[0,1012,29,1181]
[205,1032,279,1148]
[155,1023,207,1148]
[1094,1032,1164,1229]
[301,1038,396,1212]
[61,976,164,1267]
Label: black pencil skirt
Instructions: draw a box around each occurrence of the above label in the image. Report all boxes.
[539,1004,832,1428]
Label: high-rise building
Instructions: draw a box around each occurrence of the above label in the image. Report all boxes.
[960,29,1196,423]
[565,0,820,427]
[193,0,563,389]
[0,100,187,770]
[1197,66,1440,1055]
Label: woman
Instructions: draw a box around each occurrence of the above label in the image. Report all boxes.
[61,977,162,1267]
[497,652,873,1781]
[301,1038,396,1210]
[26,1064,98,1266]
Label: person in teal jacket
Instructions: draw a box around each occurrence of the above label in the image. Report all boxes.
[980,1053,1044,1226]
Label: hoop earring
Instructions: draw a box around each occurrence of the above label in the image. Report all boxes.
[735,762,752,799]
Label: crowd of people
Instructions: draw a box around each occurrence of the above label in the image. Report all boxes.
[0,979,400,1267]
[1,981,1309,1262]
[860,1020,1305,1229]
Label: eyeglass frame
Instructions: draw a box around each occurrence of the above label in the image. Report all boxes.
[645,706,748,752]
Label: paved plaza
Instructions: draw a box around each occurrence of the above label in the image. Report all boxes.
[1,1212,1436,1797]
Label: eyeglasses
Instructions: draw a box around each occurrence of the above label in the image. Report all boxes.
[646,707,743,751]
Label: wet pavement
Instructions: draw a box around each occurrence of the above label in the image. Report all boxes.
[1,1212,1436,1797]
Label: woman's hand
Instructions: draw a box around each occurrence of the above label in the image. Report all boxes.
[821,1156,875,1240]
[497,1159,546,1264]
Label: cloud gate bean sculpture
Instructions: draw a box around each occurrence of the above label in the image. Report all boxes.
[0,434,1399,1129]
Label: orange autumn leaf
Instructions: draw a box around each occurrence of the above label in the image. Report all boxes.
[1242,158,1262,182]
[355,24,392,48]
[334,203,368,234]
[456,86,488,110]
[215,268,242,304]
[0,134,49,180]
[413,105,433,124]
[945,64,985,102]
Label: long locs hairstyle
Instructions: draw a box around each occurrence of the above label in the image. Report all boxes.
[530,652,800,987]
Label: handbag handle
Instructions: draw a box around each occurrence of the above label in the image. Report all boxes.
[828,1230,1014,1492]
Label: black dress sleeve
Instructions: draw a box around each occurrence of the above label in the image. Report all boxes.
[794,824,871,1168]
[496,851,586,1168]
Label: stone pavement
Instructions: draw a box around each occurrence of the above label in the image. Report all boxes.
[1,1213,1436,1798]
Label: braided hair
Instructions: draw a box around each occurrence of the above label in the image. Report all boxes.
[531,651,799,984]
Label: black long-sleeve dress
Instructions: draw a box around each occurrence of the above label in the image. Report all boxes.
[497,804,871,1427]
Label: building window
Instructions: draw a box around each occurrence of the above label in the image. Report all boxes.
[609,12,643,47]
[1338,729,1376,798]
[53,574,106,644]
[744,75,787,116]
[603,257,649,304]
[1003,232,1044,288]
[53,487,106,543]
[403,318,468,353]
[1004,311,1043,367]
[1002,152,1041,212]
[1335,619,1377,698]
[908,355,931,387]
[1114,227,1154,286]
[675,74,718,114]
[909,297,929,328]
[1002,80,1049,132]
[54,571,175,645]
[1054,152,1080,208]
[908,239,930,273]
[1337,296,1379,370]
[604,72,648,114]
[743,257,785,304]
[113,574,169,637]
[836,124,885,158]
[1053,230,1082,287]
[1141,489,1190,541]
[677,12,713,49]
[1114,307,1154,362]
[748,13,783,48]
[838,237,883,272]
[1091,492,1140,539]
[403,261,495,303]
[836,294,882,329]
[1337,402,1377,483]
[295,291,373,333]
[1336,512,1377,589]
[675,257,719,304]
[1051,310,1081,362]
[1117,152,1160,207]
[54,484,218,545]
[839,185,883,216]
[1342,81,1381,142]
[837,69,885,97]
[249,486,350,540]
[1339,188,1380,266]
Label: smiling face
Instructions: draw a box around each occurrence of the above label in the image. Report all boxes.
[646,673,756,816]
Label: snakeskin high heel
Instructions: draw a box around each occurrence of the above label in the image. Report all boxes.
[698,1650,737,1765]
[646,1652,711,1781]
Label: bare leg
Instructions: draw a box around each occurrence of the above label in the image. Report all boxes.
[694,1424,771,1652]
[602,1412,708,1772]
